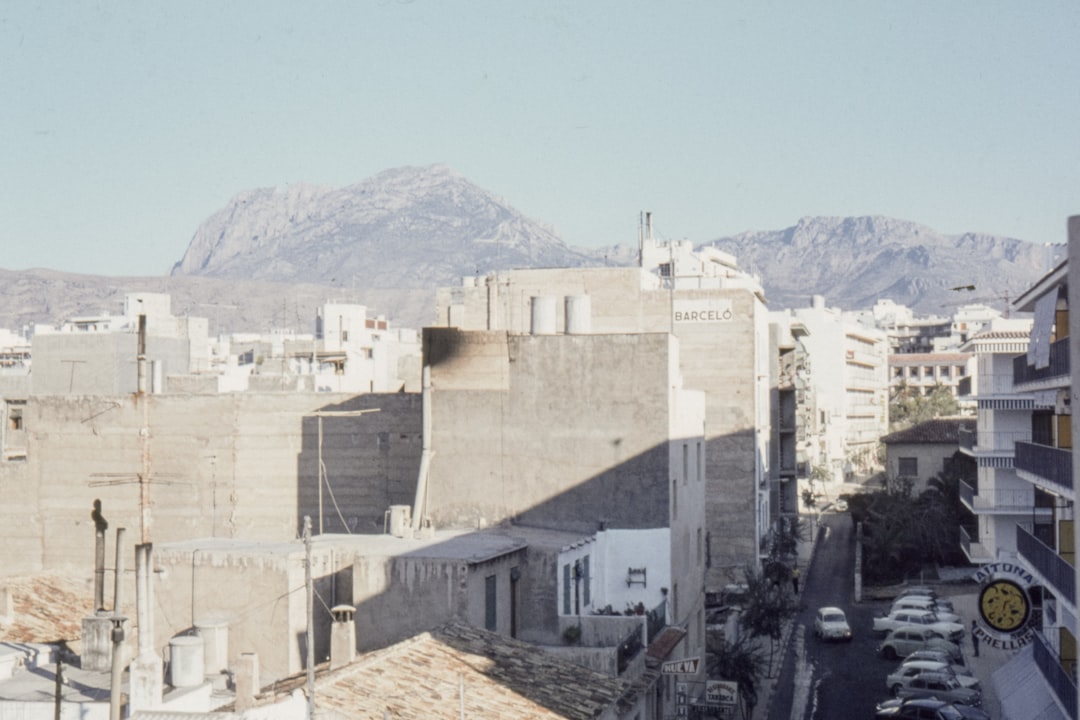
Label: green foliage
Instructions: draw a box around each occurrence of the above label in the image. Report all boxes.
[889,382,961,431]
[860,451,976,583]
[706,632,766,719]
[800,487,817,510]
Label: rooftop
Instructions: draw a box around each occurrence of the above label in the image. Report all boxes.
[880,418,976,445]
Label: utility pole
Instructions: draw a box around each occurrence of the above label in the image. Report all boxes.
[304,516,315,720]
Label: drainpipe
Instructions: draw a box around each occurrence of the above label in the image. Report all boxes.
[411,365,434,532]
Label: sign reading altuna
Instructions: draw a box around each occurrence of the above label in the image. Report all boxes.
[971,561,1036,650]
[673,299,734,324]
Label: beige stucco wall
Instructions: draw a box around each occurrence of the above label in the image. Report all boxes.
[0,391,422,579]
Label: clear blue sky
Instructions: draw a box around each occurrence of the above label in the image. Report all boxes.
[3,1,1078,277]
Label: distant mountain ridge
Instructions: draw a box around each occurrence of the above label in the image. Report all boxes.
[0,166,1063,333]
[171,164,614,288]
[706,215,1060,314]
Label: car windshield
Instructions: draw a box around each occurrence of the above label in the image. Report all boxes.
[823,613,845,623]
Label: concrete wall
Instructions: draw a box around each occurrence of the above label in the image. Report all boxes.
[350,548,526,652]
[884,442,958,494]
[434,268,769,594]
[31,333,192,395]
[0,391,422,579]
[423,329,674,534]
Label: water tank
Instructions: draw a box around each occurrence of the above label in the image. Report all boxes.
[388,505,412,538]
[565,295,592,335]
[169,635,204,688]
[195,619,229,675]
[530,296,557,335]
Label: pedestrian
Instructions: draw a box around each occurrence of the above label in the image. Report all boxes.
[791,566,800,594]
[971,619,979,657]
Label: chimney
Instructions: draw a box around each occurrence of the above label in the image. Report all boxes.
[234,652,260,712]
[330,605,356,670]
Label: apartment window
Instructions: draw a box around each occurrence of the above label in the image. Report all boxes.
[696,442,703,482]
[682,443,689,485]
[940,366,950,378]
[957,366,967,377]
[672,479,678,518]
[485,575,497,630]
[582,556,591,607]
[898,457,918,477]
[562,564,571,615]
[8,407,22,431]
[923,366,934,379]
[659,262,672,278]
[893,367,903,378]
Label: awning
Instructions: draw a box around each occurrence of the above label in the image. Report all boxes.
[645,626,688,667]
[993,645,1069,720]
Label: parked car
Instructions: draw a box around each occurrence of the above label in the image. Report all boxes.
[877,627,962,661]
[813,606,852,641]
[874,697,991,719]
[897,585,938,599]
[886,661,982,695]
[873,609,965,641]
[834,498,848,512]
[890,596,960,622]
[905,649,973,675]
[893,671,982,707]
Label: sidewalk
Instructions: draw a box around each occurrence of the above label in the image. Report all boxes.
[944,589,1009,720]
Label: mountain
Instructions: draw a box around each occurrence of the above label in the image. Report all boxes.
[171,164,610,288]
[706,216,1061,315]
[0,167,1063,335]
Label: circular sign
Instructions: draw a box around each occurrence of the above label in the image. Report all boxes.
[978,578,1031,633]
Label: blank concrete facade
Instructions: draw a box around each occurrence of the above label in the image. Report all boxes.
[0,392,421,578]
[432,262,770,595]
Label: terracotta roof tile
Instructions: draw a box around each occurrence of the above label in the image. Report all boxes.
[880,418,976,445]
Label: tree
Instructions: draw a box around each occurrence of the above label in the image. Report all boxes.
[737,564,800,677]
[889,382,961,431]
[706,631,766,720]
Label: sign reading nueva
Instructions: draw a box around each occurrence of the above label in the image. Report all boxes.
[660,657,700,674]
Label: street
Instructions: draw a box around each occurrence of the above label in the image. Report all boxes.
[767,512,905,720]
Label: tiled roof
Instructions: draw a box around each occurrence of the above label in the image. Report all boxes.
[0,573,96,649]
[888,353,971,365]
[276,622,629,720]
[880,418,976,445]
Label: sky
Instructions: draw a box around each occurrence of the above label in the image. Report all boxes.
[3,1,1078,277]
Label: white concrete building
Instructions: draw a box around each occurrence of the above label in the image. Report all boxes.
[787,296,889,482]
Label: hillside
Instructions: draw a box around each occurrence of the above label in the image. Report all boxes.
[0,167,1063,333]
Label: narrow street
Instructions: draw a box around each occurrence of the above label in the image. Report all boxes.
[767,511,891,719]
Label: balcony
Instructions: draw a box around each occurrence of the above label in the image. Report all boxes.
[1014,442,1074,496]
[960,525,994,564]
[958,428,1030,456]
[1017,525,1076,606]
[1013,338,1070,389]
[959,481,1038,513]
[1034,627,1079,719]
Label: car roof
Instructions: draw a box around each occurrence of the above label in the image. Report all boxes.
[818,606,845,613]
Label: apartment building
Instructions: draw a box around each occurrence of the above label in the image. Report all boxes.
[958,218,1079,720]
[957,319,1036,564]
[787,296,889,481]
[432,220,770,597]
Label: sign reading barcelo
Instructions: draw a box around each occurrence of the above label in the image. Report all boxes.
[674,299,734,324]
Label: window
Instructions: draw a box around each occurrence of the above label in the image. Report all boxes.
[672,479,677,517]
[696,442,702,482]
[898,457,918,476]
[562,564,571,615]
[697,528,703,566]
[582,556,591,607]
[485,575,497,630]
[682,443,688,485]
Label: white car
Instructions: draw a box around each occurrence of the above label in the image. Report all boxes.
[814,606,853,642]
[886,660,982,695]
[874,609,965,641]
[877,627,962,661]
[890,596,960,623]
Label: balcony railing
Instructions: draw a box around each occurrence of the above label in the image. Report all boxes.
[960,480,1038,513]
[959,428,1030,454]
[1013,338,1070,387]
[1033,628,1079,719]
[1017,525,1076,606]
[1015,442,1074,494]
